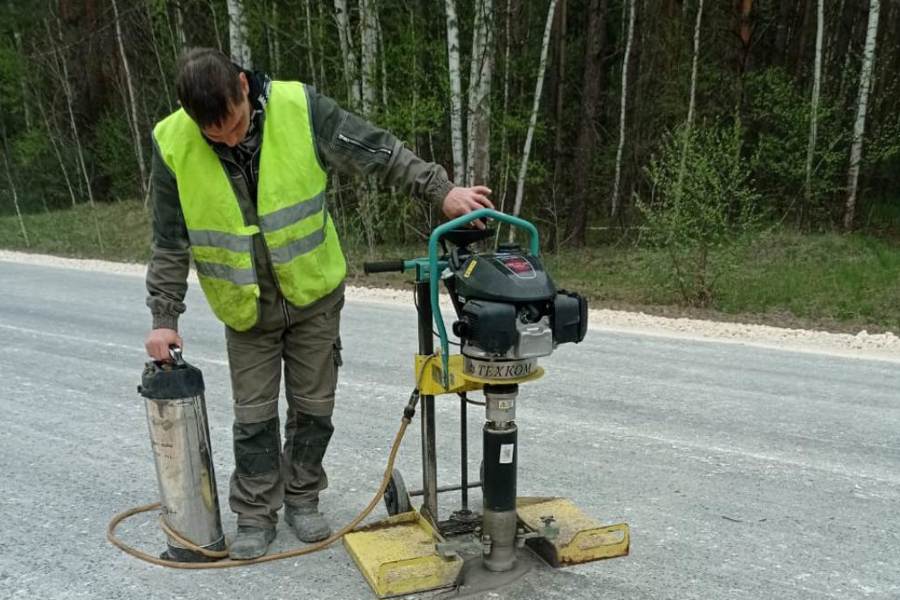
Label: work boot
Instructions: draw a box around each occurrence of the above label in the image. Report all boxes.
[285,503,332,543]
[229,526,276,560]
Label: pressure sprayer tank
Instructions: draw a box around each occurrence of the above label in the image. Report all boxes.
[138,348,226,561]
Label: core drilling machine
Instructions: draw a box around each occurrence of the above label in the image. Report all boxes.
[344,209,629,597]
[108,209,627,597]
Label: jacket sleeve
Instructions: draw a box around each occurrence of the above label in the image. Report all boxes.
[146,135,190,330]
[305,86,456,205]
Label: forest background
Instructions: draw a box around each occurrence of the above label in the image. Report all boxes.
[0,0,898,331]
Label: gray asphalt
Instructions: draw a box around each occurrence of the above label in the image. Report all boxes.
[0,260,898,600]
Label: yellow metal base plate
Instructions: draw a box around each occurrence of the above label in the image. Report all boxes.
[517,497,630,567]
[343,511,463,598]
[415,354,545,396]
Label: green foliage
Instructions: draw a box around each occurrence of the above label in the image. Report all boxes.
[93,113,140,201]
[744,67,846,225]
[638,122,761,306]
[0,200,150,261]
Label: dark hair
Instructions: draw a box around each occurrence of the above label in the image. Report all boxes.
[175,48,243,128]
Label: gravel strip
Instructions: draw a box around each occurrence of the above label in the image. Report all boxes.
[3,249,897,363]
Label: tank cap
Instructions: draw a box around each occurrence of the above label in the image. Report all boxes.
[138,353,205,400]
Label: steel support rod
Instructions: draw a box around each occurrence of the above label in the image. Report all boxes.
[416,279,439,524]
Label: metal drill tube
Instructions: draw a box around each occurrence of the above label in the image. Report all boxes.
[460,393,469,512]
[482,384,519,572]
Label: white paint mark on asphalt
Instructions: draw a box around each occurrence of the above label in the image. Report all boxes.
[0,322,228,367]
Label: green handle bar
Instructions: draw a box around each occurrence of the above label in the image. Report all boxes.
[428,209,540,385]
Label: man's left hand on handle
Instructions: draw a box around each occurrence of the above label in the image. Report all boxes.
[441,185,495,229]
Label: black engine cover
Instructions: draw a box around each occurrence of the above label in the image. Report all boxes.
[454,252,556,303]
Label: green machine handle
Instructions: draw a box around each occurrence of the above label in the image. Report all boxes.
[429,209,540,385]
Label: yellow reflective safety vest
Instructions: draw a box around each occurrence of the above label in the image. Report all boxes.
[153,81,346,331]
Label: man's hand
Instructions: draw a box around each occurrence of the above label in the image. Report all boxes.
[441,185,495,229]
[145,328,183,362]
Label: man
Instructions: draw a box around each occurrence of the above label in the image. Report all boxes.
[144,48,493,559]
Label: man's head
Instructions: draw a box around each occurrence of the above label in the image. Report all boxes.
[176,48,251,147]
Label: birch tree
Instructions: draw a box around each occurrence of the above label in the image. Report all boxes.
[304,0,317,87]
[267,1,281,75]
[676,0,705,201]
[173,0,188,54]
[207,0,224,52]
[844,0,881,231]
[48,18,94,207]
[333,0,361,109]
[35,98,77,207]
[112,0,148,199]
[510,0,559,229]
[804,0,824,206]
[360,0,379,116]
[445,0,466,181]
[610,0,636,217]
[1,124,29,247]
[226,0,252,68]
[466,0,494,186]
[496,0,515,216]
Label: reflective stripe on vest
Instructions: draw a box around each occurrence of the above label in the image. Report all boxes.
[152,81,346,331]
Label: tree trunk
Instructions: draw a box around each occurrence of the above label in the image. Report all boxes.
[377,8,389,108]
[551,0,566,200]
[510,0,559,231]
[146,2,173,109]
[360,0,379,117]
[268,1,281,76]
[792,0,812,77]
[207,0,224,52]
[844,0,881,231]
[112,0,148,199]
[564,0,609,246]
[49,17,95,207]
[675,0,704,201]
[333,0,361,109]
[610,0,636,218]
[304,0,317,86]
[35,86,78,207]
[445,0,466,181]
[496,0,515,220]
[226,0,253,68]
[173,0,188,54]
[10,13,32,131]
[804,0,824,208]
[466,0,494,186]
[1,124,29,247]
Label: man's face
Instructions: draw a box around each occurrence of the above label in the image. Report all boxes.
[201,72,251,147]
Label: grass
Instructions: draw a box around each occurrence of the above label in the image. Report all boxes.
[2,202,899,332]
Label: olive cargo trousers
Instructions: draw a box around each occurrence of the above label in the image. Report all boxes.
[225,294,343,529]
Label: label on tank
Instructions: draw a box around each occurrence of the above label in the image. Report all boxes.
[499,443,515,464]
[497,255,536,279]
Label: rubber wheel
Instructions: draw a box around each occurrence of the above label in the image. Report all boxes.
[384,468,412,515]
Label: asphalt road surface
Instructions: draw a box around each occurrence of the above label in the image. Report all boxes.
[1,260,898,600]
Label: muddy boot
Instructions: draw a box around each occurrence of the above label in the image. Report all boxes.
[229,526,276,560]
[285,503,332,543]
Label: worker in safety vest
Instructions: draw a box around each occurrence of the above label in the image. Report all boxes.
[144,48,493,559]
